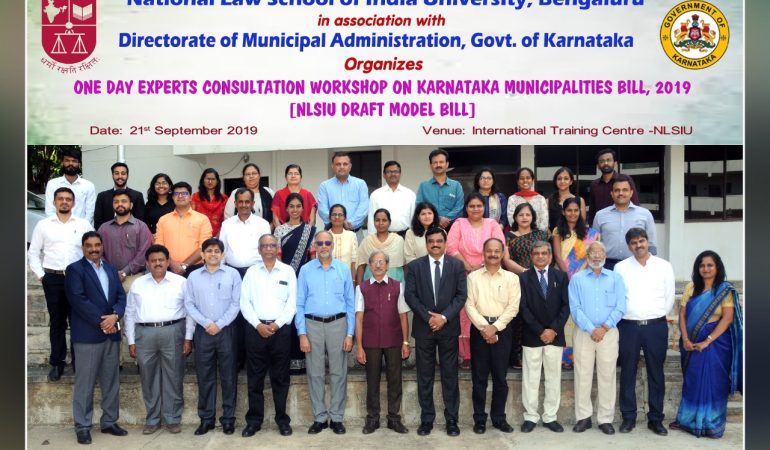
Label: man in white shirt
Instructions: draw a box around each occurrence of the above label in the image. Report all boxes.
[613,227,675,436]
[367,161,415,237]
[44,147,96,224]
[125,244,195,435]
[28,187,94,381]
[240,234,297,437]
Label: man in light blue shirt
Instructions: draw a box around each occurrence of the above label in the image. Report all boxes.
[184,238,242,436]
[568,241,626,435]
[592,174,656,269]
[317,152,369,232]
[296,230,356,435]
[415,149,464,229]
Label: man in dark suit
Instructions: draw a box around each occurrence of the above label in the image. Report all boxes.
[518,241,570,433]
[405,227,467,437]
[65,231,128,445]
[94,162,145,230]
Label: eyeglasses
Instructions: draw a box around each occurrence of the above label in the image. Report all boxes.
[588,251,605,257]
[330,213,345,218]
[259,243,278,249]
[315,240,333,247]
[371,260,387,266]
[479,176,493,181]
[172,191,190,197]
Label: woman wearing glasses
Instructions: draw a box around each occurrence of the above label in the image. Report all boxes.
[223,163,275,224]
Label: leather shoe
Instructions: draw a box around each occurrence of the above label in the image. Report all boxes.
[194,422,215,436]
[166,423,182,434]
[142,424,161,435]
[619,419,635,433]
[387,420,408,434]
[362,420,379,434]
[598,423,615,435]
[648,421,668,436]
[241,424,261,437]
[492,421,514,433]
[416,422,432,436]
[222,423,235,435]
[572,418,592,433]
[445,420,460,436]
[76,430,91,445]
[307,421,328,434]
[100,424,128,436]
[520,420,536,433]
[473,422,486,434]
[278,423,293,436]
[48,365,64,382]
[330,421,346,434]
[543,421,564,433]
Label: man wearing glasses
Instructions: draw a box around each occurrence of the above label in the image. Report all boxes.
[295,230,355,435]
[155,182,213,277]
[367,160,415,238]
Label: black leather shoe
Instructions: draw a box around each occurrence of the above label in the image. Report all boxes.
[647,421,668,436]
[446,420,460,436]
[492,421,514,433]
[48,365,64,382]
[278,423,293,436]
[572,418,592,433]
[100,424,128,436]
[307,421,328,434]
[473,422,486,434]
[194,422,215,436]
[619,419,635,433]
[241,424,261,437]
[387,420,408,434]
[222,423,235,435]
[417,422,432,436]
[543,421,564,433]
[521,420,536,433]
[598,423,615,435]
[76,430,92,445]
[330,421,346,434]
[362,420,379,434]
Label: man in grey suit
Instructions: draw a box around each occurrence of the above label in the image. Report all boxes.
[65,231,127,445]
[405,227,468,437]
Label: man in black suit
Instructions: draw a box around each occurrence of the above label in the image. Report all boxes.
[65,231,128,445]
[518,241,570,433]
[94,162,145,230]
[405,227,467,437]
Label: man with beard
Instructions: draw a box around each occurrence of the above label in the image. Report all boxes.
[44,147,96,225]
[97,189,153,293]
[94,162,145,230]
[587,148,640,226]
[568,241,626,435]
[28,187,94,381]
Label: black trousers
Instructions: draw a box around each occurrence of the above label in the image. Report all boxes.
[245,323,291,427]
[470,325,513,424]
[229,264,251,371]
[618,318,668,422]
[508,316,523,366]
[193,324,237,425]
[364,346,403,421]
[415,332,459,424]
[604,258,621,271]
[41,273,74,368]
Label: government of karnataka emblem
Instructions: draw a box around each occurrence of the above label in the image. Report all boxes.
[41,0,97,65]
[660,1,728,70]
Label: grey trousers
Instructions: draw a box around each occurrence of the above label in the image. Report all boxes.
[305,316,348,422]
[72,340,120,432]
[135,321,185,426]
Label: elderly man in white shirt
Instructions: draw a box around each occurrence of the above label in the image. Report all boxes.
[367,160,415,237]
[125,244,195,435]
[613,227,675,437]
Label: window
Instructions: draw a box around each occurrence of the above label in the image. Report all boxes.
[345,150,381,197]
[684,145,743,221]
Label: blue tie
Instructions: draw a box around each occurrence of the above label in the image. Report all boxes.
[539,269,548,298]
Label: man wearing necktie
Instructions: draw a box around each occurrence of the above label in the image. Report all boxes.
[404,227,467,437]
[518,241,570,433]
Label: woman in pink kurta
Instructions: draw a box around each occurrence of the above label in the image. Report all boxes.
[447,192,506,369]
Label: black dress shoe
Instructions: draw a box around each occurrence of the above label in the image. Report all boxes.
[278,423,293,436]
[492,421,514,433]
[48,365,64,382]
[241,424,261,437]
[598,423,615,435]
[543,421,564,433]
[194,422,215,436]
[330,421,346,434]
[647,421,668,436]
[619,419,635,433]
[572,418,592,433]
[222,423,235,435]
[308,421,328,434]
[416,422,432,436]
[446,420,460,436]
[473,422,486,434]
[100,424,128,436]
[76,430,92,445]
[387,420,408,434]
[362,419,379,434]
[521,420,536,433]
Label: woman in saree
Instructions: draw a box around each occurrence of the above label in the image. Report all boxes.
[273,192,316,374]
[356,208,405,285]
[403,201,440,265]
[670,250,743,438]
[328,203,357,281]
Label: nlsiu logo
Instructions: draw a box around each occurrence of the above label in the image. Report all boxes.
[41,0,96,65]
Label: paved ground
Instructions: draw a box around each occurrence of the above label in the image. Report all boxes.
[28,423,743,449]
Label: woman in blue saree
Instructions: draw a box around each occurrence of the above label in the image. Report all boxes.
[670,250,742,438]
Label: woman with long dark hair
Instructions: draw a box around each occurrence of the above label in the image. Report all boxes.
[223,163,274,224]
[404,202,440,265]
[271,164,317,228]
[547,167,586,232]
[144,173,174,235]
[191,168,228,236]
[473,168,508,230]
[507,167,549,232]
